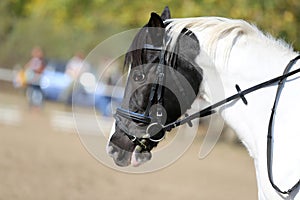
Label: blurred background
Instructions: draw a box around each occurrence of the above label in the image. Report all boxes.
[0,0,299,199]
[0,0,299,67]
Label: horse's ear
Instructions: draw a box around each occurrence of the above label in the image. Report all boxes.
[147,12,165,46]
[147,12,164,28]
[161,6,171,21]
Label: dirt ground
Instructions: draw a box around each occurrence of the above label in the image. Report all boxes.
[0,89,257,200]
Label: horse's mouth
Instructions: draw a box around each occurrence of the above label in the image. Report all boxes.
[107,142,152,167]
[107,128,152,167]
[131,146,152,167]
[107,143,133,167]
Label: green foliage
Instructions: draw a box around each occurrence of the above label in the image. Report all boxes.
[0,0,299,68]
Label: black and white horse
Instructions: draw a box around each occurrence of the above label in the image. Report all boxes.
[107,7,299,199]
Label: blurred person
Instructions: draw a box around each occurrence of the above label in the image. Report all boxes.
[13,65,26,88]
[60,52,90,104]
[65,52,86,80]
[24,46,46,108]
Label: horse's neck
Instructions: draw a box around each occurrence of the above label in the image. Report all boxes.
[199,32,300,199]
[211,34,298,152]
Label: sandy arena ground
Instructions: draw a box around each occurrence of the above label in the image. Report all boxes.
[0,89,257,200]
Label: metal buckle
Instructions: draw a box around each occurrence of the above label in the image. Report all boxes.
[146,122,165,142]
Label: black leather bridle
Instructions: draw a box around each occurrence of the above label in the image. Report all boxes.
[114,36,300,194]
[114,42,169,151]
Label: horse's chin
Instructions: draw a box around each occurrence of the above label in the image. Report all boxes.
[131,146,152,167]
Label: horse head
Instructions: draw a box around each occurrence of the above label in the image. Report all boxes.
[107,7,203,167]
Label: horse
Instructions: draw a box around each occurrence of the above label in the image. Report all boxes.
[106,7,299,199]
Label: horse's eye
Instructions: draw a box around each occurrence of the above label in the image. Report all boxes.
[132,70,145,82]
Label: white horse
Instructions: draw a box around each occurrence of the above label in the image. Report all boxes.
[166,17,299,199]
[107,9,299,199]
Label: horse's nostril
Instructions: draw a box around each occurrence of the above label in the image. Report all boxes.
[137,122,146,126]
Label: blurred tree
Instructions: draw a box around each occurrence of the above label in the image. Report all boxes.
[0,0,299,68]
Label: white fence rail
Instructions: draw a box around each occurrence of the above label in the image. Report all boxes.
[0,68,14,82]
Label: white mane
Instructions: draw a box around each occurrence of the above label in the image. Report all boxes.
[165,17,293,68]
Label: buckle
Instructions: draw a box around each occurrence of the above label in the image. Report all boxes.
[146,122,165,142]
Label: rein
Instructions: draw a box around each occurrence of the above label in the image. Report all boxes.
[267,55,300,194]
[114,36,300,194]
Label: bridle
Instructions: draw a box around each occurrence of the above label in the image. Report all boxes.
[114,41,169,151]
[114,31,300,194]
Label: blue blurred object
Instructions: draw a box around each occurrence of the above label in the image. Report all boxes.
[40,70,71,100]
[39,60,123,116]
